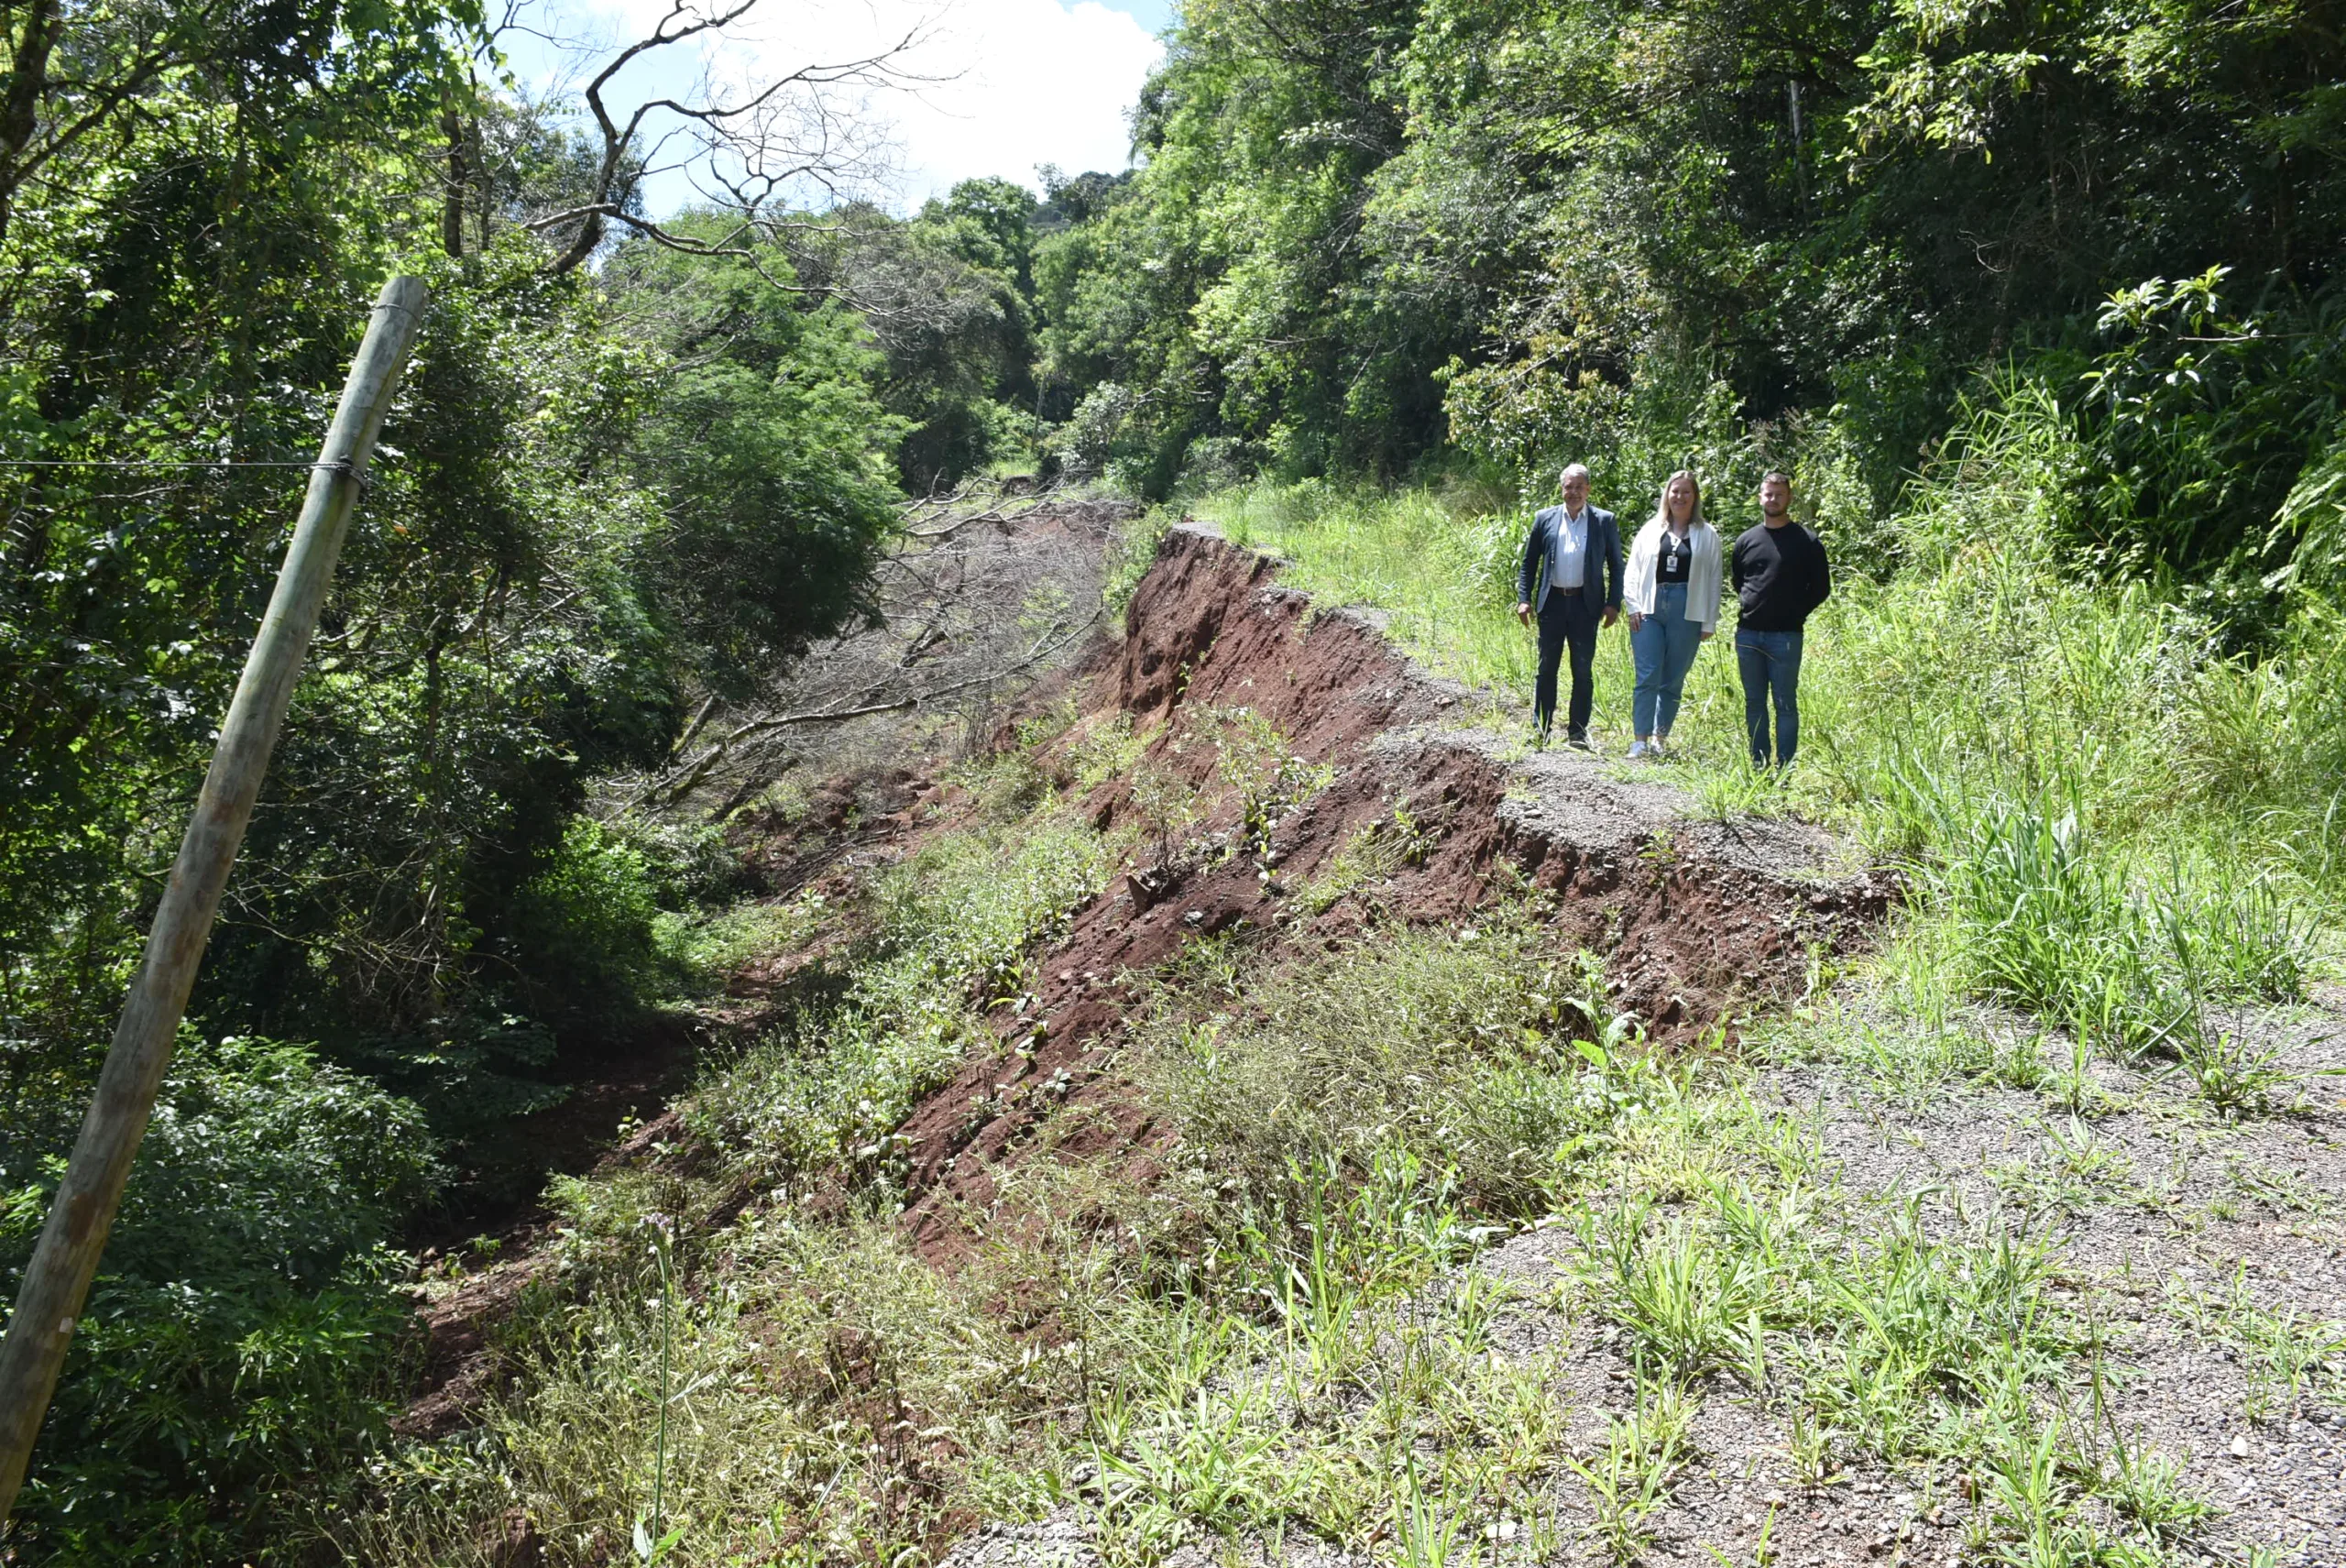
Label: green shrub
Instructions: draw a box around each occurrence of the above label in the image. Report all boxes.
[502,815,683,1016]
[0,1036,435,1564]
[1139,915,1617,1220]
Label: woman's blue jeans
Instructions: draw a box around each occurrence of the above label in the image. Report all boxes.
[1735,627,1804,766]
[1629,582,1705,736]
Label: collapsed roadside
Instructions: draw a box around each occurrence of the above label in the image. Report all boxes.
[341,511,2343,1568]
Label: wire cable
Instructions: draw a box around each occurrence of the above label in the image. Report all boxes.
[0,459,338,469]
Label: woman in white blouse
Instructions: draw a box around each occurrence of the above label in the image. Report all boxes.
[1622,471,1723,758]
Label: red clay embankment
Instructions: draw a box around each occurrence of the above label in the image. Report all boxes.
[891,523,1897,1256]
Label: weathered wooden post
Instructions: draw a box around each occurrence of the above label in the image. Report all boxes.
[0,275,429,1523]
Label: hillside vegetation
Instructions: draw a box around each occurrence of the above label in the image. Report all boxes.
[315,498,2346,1568]
[1,0,2343,1563]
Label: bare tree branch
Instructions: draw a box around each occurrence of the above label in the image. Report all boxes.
[540,0,944,278]
[614,482,1128,816]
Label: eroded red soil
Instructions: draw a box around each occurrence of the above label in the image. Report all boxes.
[886,525,1896,1262]
[398,517,1896,1428]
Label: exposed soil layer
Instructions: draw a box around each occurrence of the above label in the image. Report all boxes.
[394,514,1897,1436]
[892,524,1896,1260]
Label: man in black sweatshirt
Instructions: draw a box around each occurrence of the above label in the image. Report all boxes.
[1729,472,1831,768]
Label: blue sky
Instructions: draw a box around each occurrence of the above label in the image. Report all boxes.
[1103,0,1172,32]
[509,1,1173,212]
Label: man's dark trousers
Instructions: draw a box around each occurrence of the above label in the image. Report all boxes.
[1536,588,1600,740]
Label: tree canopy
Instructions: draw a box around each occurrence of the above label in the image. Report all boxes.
[1036,0,2346,620]
[4,0,2345,1555]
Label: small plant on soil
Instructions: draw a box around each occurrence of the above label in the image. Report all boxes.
[1066,711,1146,791]
[1198,704,1333,861]
[1394,1452,1481,1568]
[1127,760,1204,870]
[1564,1375,1696,1564]
[2167,1272,2346,1422]
[2163,1007,2297,1118]
[1990,1117,2142,1216]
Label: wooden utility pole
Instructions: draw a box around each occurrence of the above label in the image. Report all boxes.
[0,276,429,1525]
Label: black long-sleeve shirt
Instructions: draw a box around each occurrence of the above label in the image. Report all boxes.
[1730,521,1831,631]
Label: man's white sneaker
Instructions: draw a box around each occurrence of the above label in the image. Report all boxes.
[1628,740,1649,759]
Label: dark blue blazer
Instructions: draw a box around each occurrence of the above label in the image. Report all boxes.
[1517,505,1622,612]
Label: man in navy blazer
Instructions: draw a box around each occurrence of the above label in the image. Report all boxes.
[1514,464,1622,748]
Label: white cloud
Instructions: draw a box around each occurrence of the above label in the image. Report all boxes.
[549,0,1162,210]
[882,0,1161,199]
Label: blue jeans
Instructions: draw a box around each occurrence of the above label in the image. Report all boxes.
[1735,628,1803,766]
[1629,582,1705,736]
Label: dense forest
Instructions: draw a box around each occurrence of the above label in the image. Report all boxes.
[2,0,2343,1560]
[1042,0,2346,620]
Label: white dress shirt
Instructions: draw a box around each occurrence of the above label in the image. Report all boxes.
[1551,508,1589,591]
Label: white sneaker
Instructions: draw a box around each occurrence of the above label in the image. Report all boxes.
[1627,740,1650,759]
[1649,736,1668,759]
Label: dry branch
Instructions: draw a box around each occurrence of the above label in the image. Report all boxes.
[538,0,938,277]
[624,482,1121,814]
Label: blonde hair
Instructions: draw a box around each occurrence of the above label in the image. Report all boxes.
[1650,469,1704,530]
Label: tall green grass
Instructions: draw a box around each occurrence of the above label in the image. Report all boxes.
[1197,383,2341,1063]
[1211,478,1543,701]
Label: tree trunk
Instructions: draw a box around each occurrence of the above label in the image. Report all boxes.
[0,0,60,255]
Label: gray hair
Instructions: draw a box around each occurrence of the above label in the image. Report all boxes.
[1559,463,1592,488]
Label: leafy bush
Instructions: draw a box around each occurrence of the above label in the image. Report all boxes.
[1139,915,1621,1219]
[0,1036,435,1564]
[687,811,1113,1189]
[502,815,685,1017]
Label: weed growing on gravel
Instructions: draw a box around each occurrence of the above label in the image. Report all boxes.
[1564,1375,1695,1564]
[1559,1124,2137,1537]
[1688,761,1798,822]
[1598,1204,1775,1380]
[1990,1118,2143,1216]
[1762,1000,2013,1105]
[2222,1154,2343,1217]
[1394,1453,1481,1568]
[2062,1350,2217,1549]
[1078,1139,1575,1566]
[2166,1273,2346,1421]
[1091,1382,1293,1560]
[2164,1011,2297,1118]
